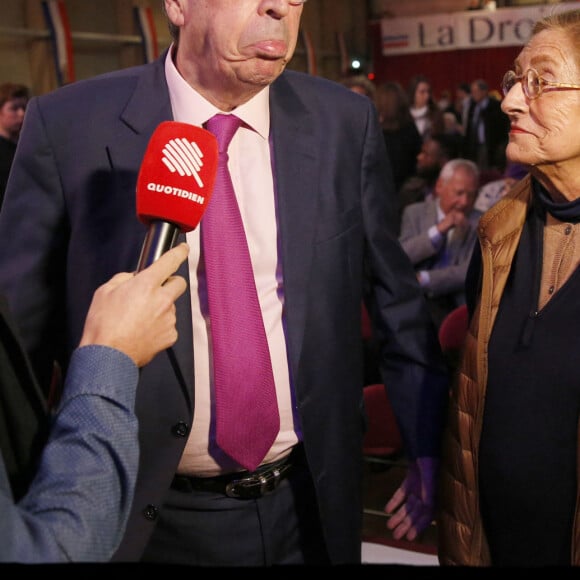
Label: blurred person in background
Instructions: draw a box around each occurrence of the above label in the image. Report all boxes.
[375,80,422,193]
[398,132,462,224]
[463,78,510,173]
[473,161,529,214]
[448,82,472,133]
[407,74,445,140]
[436,88,452,112]
[340,74,376,101]
[0,82,29,207]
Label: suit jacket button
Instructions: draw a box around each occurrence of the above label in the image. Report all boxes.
[171,421,189,437]
[143,504,158,521]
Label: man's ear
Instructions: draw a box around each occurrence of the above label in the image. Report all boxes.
[164,0,185,27]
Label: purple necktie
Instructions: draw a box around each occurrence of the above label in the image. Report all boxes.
[202,114,280,471]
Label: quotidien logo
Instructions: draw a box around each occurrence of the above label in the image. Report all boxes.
[145,137,208,204]
[161,137,206,188]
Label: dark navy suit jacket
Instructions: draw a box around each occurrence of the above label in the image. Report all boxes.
[0,51,448,563]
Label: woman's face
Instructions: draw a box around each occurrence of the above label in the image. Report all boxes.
[413,81,431,108]
[501,28,580,197]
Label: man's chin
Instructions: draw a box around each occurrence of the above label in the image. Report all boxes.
[241,58,288,84]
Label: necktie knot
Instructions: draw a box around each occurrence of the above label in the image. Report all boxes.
[206,114,243,154]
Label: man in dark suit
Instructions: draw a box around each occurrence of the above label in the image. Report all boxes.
[463,78,510,173]
[0,0,448,566]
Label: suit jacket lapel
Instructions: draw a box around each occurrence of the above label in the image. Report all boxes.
[269,74,318,377]
[104,64,320,407]
[108,52,195,408]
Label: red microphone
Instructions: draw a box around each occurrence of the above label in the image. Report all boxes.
[135,121,218,271]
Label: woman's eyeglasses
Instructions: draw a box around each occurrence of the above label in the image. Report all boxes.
[502,68,580,100]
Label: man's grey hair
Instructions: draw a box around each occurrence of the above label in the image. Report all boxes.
[438,158,480,185]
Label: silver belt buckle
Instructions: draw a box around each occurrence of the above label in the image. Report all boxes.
[225,466,283,499]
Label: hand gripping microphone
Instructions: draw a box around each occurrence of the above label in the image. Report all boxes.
[135,121,218,271]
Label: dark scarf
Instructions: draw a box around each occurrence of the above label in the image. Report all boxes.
[517,179,580,346]
[532,178,580,223]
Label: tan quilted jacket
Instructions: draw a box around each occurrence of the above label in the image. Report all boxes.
[437,175,580,566]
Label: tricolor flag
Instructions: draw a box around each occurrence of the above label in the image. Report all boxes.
[337,31,349,75]
[300,28,317,76]
[382,33,410,51]
[134,5,159,64]
[41,0,75,86]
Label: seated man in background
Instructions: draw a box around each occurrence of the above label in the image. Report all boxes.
[0,243,188,563]
[399,159,480,329]
[397,133,462,227]
[473,161,528,214]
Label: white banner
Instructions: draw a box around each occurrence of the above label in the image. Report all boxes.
[381,2,580,56]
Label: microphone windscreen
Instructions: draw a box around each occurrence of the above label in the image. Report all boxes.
[136,121,218,232]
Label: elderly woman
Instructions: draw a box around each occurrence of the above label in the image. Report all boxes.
[438,9,580,566]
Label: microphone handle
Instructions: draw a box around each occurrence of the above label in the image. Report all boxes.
[136,220,180,272]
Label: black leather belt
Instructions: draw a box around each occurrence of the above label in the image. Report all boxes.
[171,445,303,500]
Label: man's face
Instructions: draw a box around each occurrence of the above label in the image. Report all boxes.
[0,97,27,141]
[436,167,478,215]
[470,82,486,104]
[416,139,445,181]
[164,0,303,107]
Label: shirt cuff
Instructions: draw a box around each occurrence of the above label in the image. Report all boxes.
[59,345,139,410]
[428,224,443,248]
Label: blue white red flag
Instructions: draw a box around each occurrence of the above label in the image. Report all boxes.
[300,28,317,76]
[41,0,75,86]
[382,34,410,51]
[337,31,349,75]
[134,5,159,64]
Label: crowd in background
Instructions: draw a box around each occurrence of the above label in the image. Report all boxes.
[343,70,523,332]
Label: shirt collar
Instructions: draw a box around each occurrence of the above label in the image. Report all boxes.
[164,45,270,138]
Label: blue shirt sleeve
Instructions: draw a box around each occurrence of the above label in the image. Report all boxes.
[0,345,139,563]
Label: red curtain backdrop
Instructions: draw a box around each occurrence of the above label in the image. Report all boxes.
[369,21,521,100]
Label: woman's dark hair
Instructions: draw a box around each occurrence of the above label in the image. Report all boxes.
[375,81,413,130]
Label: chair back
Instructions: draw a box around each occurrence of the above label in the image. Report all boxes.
[362,383,404,458]
[438,304,468,353]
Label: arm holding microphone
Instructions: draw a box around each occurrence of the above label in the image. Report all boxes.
[0,244,189,563]
[79,242,189,366]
